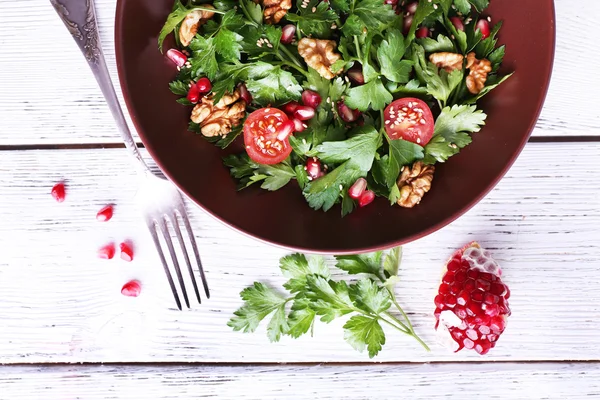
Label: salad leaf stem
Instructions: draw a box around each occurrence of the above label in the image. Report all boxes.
[196,6,227,14]
[353,36,362,59]
[238,0,260,27]
[274,60,308,77]
[279,45,304,69]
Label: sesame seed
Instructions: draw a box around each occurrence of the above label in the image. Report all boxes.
[177,66,181,71]
[433,4,438,9]
[274,113,281,117]
[312,6,316,12]
[246,145,251,149]
[307,176,313,181]
[339,185,343,190]
[326,97,331,103]
[487,16,492,22]
[302,138,307,145]
[267,43,273,48]
[400,166,405,172]
[451,34,455,40]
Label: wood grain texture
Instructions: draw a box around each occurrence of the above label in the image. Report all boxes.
[0,143,598,363]
[0,0,598,145]
[1,363,600,399]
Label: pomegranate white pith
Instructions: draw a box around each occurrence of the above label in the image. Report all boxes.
[434,242,511,355]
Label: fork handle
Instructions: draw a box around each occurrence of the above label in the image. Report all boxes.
[50,0,150,175]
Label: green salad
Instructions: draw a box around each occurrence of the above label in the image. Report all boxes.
[159,0,511,216]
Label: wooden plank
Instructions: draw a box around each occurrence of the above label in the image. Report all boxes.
[0,143,599,363]
[0,0,598,145]
[1,363,600,399]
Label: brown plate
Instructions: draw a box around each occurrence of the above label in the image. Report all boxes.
[114,1,555,254]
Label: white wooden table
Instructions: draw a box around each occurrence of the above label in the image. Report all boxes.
[1,1,599,398]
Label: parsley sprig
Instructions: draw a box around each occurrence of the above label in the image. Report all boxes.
[228,247,429,358]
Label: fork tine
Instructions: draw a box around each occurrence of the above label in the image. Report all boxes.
[147,221,182,311]
[172,212,202,304]
[158,217,190,309]
[180,207,210,299]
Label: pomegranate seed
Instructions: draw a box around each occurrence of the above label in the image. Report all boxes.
[358,190,375,207]
[471,291,484,302]
[238,83,252,104]
[292,118,306,132]
[348,178,367,199]
[384,0,398,4]
[293,105,315,121]
[487,333,499,342]
[467,269,479,279]
[283,101,300,116]
[402,15,413,34]
[463,338,475,349]
[187,83,201,104]
[454,305,467,319]
[196,77,212,93]
[450,16,464,31]
[281,24,296,44]
[484,303,500,317]
[98,243,115,260]
[475,339,492,355]
[51,182,66,203]
[166,48,187,67]
[442,271,455,284]
[456,290,469,306]
[476,19,491,39]
[305,157,322,180]
[347,66,365,85]
[415,26,430,38]
[490,282,506,296]
[475,278,491,291]
[447,259,461,271]
[119,242,134,262]
[439,283,451,295]
[450,283,461,295]
[466,329,478,341]
[479,325,491,335]
[121,280,141,297]
[444,294,457,307]
[484,293,499,304]
[96,205,114,222]
[464,279,476,292]
[301,90,322,109]
[406,1,418,14]
[454,270,467,282]
[338,102,360,122]
[276,120,295,141]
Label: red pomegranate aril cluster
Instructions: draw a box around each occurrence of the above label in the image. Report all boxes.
[187,77,212,104]
[435,243,511,355]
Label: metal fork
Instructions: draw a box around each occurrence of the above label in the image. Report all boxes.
[51,0,209,310]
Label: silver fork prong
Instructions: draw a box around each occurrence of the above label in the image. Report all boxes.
[172,211,202,304]
[180,208,210,299]
[147,221,182,311]
[158,217,190,309]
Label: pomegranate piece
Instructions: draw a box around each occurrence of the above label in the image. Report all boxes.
[96,205,114,222]
[98,243,115,260]
[238,83,252,104]
[281,24,296,44]
[301,90,322,109]
[434,242,511,355]
[282,101,300,116]
[119,242,134,262]
[476,19,491,39]
[293,105,316,121]
[305,157,323,180]
[450,16,465,32]
[121,280,141,297]
[358,190,375,207]
[348,178,367,199]
[416,26,430,38]
[187,82,201,104]
[166,48,187,67]
[51,182,66,203]
[338,102,361,122]
[196,77,212,93]
[276,120,295,141]
[292,118,307,132]
[347,66,365,85]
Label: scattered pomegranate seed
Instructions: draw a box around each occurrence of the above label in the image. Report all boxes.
[96,205,114,222]
[301,90,322,109]
[238,83,252,104]
[435,242,511,355]
[347,66,365,85]
[476,19,491,39]
[416,26,430,38]
[384,0,398,4]
[305,157,322,180]
[166,48,187,67]
[358,190,375,207]
[402,15,413,34]
[283,101,300,116]
[119,242,134,262]
[292,118,307,132]
[187,83,201,104]
[293,105,316,121]
[450,16,465,31]
[348,178,367,199]
[51,182,66,203]
[338,102,361,122]
[281,24,296,44]
[98,243,115,260]
[121,280,141,297]
[276,120,295,141]
[406,1,418,14]
[196,77,212,93]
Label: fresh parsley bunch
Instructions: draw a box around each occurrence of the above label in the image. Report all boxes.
[228,247,430,358]
[159,0,511,216]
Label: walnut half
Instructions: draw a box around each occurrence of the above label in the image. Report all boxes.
[429,52,464,72]
[191,89,246,137]
[466,52,492,94]
[263,0,292,24]
[179,6,215,47]
[397,161,435,208]
[297,38,342,80]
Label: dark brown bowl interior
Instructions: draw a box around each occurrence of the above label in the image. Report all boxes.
[114,1,555,254]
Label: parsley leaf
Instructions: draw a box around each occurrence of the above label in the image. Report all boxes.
[423,104,486,163]
[377,29,413,83]
[243,63,303,105]
[313,126,381,171]
[169,80,189,96]
[385,139,425,187]
[214,29,243,61]
[464,72,513,104]
[353,0,398,34]
[158,0,189,51]
[287,298,316,338]
[427,68,464,107]
[240,0,263,25]
[383,246,402,277]
[286,0,337,38]
[336,251,382,276]
[223,154,296,190]
[280,253,330,293]
[343,315,386,358]
[227,282,289,341]
[305,276,355,322]
[418,34,455,53]
[189,36,219,80]
[350,279,392,314]
[303,161,363,211]
[345,78,393,111]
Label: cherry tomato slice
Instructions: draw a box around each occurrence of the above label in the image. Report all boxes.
[383,98,434,145]
[243,108,293,165]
